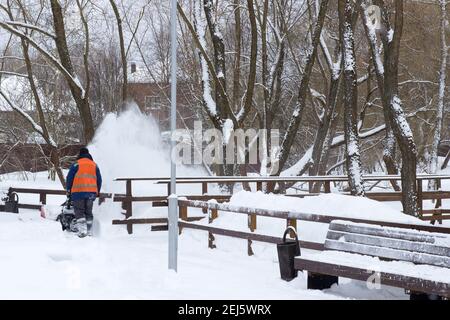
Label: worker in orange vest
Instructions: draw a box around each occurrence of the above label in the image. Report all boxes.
[66,147,102,238]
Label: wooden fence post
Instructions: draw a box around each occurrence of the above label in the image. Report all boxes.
[39,192,46,205]
[125,180,133,234]
[208,207,218,249]
[436,179,442,208]
[179,204,188,235]
[432,179,443,225]
[324,181,331,193]
[202,182,208,214]
[248,214,256,256]
[417,180,423,218]
[256,182,262,192]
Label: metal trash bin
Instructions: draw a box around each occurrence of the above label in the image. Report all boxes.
[4,190,19,214]
[277,226,301,281]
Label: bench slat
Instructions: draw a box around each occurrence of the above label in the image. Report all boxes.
[326,230,450,257]
[329,221,440,244]
[324,239,450,268]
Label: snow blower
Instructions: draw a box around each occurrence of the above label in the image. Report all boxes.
[56,197,78,233]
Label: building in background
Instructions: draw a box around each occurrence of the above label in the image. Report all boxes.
[128,62,197,131]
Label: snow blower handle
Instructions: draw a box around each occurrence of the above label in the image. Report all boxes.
[65,192,72,209]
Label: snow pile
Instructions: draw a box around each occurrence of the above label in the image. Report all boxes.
[229,191,423,223]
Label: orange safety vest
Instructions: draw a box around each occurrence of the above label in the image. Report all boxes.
[71,158,98,194]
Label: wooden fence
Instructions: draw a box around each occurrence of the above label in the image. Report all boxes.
[3,174,450,235]
[177,199,450,256]
[112,175,450,234]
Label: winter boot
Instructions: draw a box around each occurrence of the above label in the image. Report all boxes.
[76,218,88,238]
[86,219,93,237]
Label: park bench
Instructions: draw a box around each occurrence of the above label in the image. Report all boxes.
[294,220,450,299]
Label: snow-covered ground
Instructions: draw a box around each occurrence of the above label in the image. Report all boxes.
[0,199,409,300]
[2,172,441,300]
[0,109,448,300]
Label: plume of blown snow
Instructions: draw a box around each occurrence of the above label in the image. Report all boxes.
[87,103,205,194]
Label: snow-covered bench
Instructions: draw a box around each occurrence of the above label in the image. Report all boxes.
[294,220,450,299]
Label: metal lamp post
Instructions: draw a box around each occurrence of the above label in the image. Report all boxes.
[168,0,178,271]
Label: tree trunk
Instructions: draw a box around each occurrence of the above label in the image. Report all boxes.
[339,0,365,196]
[109,0,128,103]
[50,0,94,143]
[232,0,241,112]
[204,0,228,120]
[428,0,447,189]
[360,0,400,191]
[239,0,258,124]
[383,0,419,216]
[309,75,340,180]
[275,0,329,175]
[382,126,400,191]
[442,150,450,170]
[14,2,66,188]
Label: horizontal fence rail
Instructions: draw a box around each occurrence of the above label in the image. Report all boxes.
[178,200,450,234]
[4,174,450,233]
[115,174,450,182]
[0,187,115,211]
[177,199,450,256]
[112,174,450,233]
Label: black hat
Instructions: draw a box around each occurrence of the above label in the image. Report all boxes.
[79,147,90,156]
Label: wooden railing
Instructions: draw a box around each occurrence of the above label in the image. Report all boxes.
[4,174,450,234]
[177,199,450,256]
[112,175,450,234]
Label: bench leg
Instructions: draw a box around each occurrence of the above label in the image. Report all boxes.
[307,272,338,290]
[409,292,443,300]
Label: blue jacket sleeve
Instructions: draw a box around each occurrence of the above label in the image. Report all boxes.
[66,163,78,193]
[96,166,102,193]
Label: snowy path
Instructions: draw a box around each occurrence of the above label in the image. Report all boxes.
[0,208,408,300]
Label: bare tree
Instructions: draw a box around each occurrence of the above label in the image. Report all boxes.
[0,0,66,187]
[0,0,95,143]
[374,0,419,216]
[109,0,128,103]
[360,0,400,191]
[274,0,329,176]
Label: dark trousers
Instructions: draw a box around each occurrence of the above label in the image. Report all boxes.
[73,199,94,222]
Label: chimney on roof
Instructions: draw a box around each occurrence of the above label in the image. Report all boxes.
[131,62,137,74]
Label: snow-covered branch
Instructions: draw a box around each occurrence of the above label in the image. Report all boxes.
[0,71,27,78]
[4,21,56,39]
[0,90,57,148]
[0,21,85,98]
